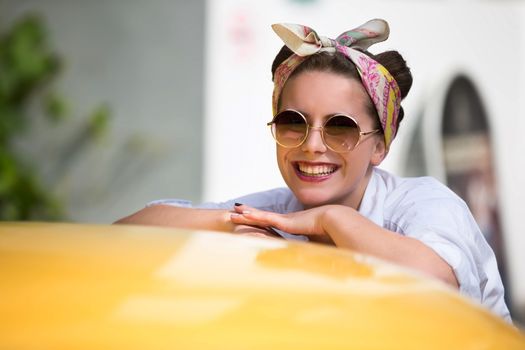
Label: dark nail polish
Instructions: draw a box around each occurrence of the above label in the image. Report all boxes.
[234,202,242,206]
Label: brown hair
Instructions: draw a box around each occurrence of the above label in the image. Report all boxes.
[271,46,413,131]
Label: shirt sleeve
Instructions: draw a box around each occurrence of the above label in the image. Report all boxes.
[389,193,511,322]
[146,188,301,213]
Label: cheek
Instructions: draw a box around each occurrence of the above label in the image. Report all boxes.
[276,147,288,171]
[341,147,373,171]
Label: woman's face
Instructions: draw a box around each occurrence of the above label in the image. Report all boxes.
[276,70,386,209]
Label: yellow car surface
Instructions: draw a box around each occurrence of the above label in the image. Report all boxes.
[1,222,524,349]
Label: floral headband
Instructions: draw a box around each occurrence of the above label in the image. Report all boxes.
[272,19,402,150]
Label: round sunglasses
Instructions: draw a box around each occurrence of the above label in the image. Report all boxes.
[267,109,381,153]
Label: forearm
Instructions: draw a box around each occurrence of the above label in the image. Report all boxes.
[322,206,459,288]
[114,205,235,232]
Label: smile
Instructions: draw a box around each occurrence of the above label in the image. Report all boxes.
[294,162,339,179]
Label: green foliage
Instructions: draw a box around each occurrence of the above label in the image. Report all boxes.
[0,14,109,221]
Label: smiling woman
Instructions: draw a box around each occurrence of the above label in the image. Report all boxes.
[115,19,511,322]
[273,71,383,209]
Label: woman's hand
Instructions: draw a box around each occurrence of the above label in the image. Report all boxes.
[230,204,335,244]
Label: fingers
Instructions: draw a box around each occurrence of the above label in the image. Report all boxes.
[230,204,281,228]
[229,204,332,244]
[233,203,255,214]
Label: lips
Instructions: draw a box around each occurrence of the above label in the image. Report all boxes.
[293,161,339,181]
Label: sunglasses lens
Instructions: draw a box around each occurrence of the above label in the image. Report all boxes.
[271,110,307,147]
[324,115,360,152]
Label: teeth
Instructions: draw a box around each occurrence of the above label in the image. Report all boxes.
[297,163,337,176]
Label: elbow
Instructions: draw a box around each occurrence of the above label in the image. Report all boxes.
[441,268,460,289]
[435,273,460,290]
[113,216,131,225]
[425,262,459,289]
[113,209,150,226]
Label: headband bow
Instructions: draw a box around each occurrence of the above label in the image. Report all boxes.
[272,19,401,150]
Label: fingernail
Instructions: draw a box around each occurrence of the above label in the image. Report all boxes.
[234,202,242,206]
[242,210,251,215]
[230,213,240,218]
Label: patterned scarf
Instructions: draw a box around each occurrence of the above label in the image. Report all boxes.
[272,19,401,150]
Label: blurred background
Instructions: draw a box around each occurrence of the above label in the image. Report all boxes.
[1,0,524,323]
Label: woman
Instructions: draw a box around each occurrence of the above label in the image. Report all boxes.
[116,19,510,321]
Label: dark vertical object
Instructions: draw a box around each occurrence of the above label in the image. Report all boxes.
[441,76,510,309]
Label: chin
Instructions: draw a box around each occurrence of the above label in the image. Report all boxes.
[294,189,338,208]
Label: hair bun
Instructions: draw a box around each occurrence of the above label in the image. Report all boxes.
[373,51,412,99]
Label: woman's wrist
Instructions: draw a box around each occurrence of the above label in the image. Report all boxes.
[320,205,361,247]
[220,210,238,232]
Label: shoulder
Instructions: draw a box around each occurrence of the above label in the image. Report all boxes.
[373,168,466,210]
[371,168,475,235]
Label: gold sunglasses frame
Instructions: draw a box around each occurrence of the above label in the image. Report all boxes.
[267,109,381,153]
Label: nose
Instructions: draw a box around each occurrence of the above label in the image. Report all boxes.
[300,126,327,154]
